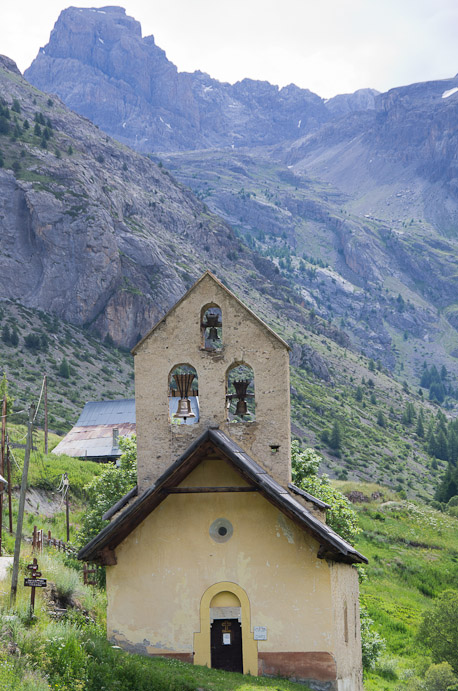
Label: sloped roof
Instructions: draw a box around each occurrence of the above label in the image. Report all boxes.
[76,399,136,426]
[131,271,290,355]
[52,399,136,459]
[78,428,367,565]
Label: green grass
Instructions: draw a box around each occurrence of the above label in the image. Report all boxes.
[0,548,310,691]
[350,490,458,688]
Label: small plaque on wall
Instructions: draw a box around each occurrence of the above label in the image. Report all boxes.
[254,626,267,640]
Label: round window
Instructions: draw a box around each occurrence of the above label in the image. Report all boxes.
[209,518,233,543]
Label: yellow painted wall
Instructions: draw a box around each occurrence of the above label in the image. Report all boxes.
[133,274,291,490]
[107,459,345,664]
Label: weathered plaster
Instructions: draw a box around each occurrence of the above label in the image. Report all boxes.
[107,460,342,671]
[105,273,364,688]
[134,273,291,489]
[329,562,364,691]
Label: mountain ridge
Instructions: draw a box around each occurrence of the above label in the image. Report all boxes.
[24,6,378,153]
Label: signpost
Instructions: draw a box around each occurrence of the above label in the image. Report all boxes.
[24,557,47,613]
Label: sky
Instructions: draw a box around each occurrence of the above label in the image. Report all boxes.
[2,0,458,98]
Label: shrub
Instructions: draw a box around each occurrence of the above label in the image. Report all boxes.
[419,590,458,673]
[424,661,457,691]
[291,442,359,542]
[78,436,137,548]
[360,604,385,670]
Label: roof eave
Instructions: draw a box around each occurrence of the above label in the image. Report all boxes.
[78,428,367,565]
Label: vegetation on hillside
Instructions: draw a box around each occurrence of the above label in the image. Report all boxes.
[0,300,134,433]
[348,484,458,690]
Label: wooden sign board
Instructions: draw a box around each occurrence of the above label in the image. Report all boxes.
[24,578,47,587]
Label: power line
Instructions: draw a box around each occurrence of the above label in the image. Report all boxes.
[33,375,46,422]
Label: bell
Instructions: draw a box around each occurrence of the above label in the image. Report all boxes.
[208,326,219,341]
[174,397,195,419]
[235,398,248,417]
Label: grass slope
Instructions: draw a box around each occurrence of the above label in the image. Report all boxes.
[346,484,458,689]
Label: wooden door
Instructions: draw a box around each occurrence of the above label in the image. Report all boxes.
[210,618,243,673]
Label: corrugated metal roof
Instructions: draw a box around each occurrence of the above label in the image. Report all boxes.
[52,398,136,459]
[76,399,136,426]
[52,423,136,459]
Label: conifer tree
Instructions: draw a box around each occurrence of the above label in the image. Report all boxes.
[436,430,449,462]
[59,357,70,379]
[416,411,425,438]
[329,420,342,450]
[377,411,386,428]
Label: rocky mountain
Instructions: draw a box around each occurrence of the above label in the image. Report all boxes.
[24,6,377,152]
[0,49,456,494]
[22,5,458,395]
[1,54,306,348]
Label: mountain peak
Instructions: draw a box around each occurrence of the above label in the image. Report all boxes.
[0,54,21,76]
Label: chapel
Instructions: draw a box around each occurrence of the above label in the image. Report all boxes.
[78,271,367,691]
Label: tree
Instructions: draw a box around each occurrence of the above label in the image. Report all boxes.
[416,411,425,438]
[436,430,449,462]
[424,662,457,691]
[1,324,11,345]
[329,420,342,450]
[77,436,137,548]
[10,328,19,346]
[419,590,458,673]
[402,402,416,425]
[59,357,70,379]
[24,333,41,351]
[377,411,386,428]
[355,386,363,402]
[291,442,358,542]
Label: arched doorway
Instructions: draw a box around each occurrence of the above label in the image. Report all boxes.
[194,582,258,676]
[210,591,242,673]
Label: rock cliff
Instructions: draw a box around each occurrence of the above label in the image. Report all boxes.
[25,6,341,152]
[0,56,294,347]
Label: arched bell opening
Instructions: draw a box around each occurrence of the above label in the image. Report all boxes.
[226,363,255,422]
[201,304,222,351]
[168,364,199,425]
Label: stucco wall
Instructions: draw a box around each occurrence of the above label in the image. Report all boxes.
[133,274,291,489]
[329,562,364,691]
[106,458,362,687]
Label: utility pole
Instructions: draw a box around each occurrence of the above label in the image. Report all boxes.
[0,395,6,556]
[44,374,48,455]
[6,436,12,534]
[10,405,35,605]
[64,472,70,542]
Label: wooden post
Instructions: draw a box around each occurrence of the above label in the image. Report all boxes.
[44,374,48,455]
[0,395,6,556]
[6,437,12,534]
[10,405,35,605]
[64,472,70,542]
[32,525,37,551]
[25,557,44,615]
